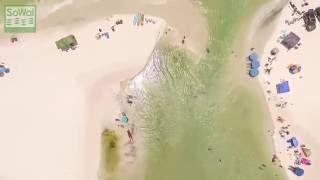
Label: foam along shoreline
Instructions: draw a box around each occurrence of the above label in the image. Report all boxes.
[251,0,320,179]
[0,14,166,180]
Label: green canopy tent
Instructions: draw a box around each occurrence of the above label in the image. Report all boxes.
[55,35,78,51]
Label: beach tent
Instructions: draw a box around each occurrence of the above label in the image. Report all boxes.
[249,68,259,77]
[248,52,259,62]
[292,167,304,176]
[302,147,312,157]
[303,9,316,31]
[133,13,144,26]
[281,32,301,50]
[133,14,139,25]
[288,64,301,74]
[55,35,78,51]
[120,115,128,124]
[287,137,299,147]
[251,60,260,69]
[276,81,290,94]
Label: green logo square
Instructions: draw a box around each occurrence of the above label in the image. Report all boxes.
[4,5,36,33]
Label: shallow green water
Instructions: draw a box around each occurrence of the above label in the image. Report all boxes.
[142,0,287,180]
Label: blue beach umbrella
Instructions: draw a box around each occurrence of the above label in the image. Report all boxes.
[248,52,259,62]
[251,60,260,69]
[293,167,304,176]
[287,137,299,147]
[249,68,259,77]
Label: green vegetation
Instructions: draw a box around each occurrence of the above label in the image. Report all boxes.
[101,129,120,179]
[141,0,287,180]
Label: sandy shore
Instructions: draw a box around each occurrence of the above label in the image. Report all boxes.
[0,0,208,59]
[0,14,166,180]
[250,0,320,179]
[0,0,210,179]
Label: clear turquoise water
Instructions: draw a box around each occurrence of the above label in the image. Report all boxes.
[142,0,287,180]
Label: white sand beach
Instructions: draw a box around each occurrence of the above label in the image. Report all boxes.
[256,0,320,179]
[0,14,166,180]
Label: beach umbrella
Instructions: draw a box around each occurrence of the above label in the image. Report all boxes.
[251,60,260,69]
[249,68,259,77]
[120,115,128,124]
[271,48,279,55]
[287,137,299,147]
[248,52,259,62]
[293,167,304,176]
[302,147,312,157]
[288,64,301,74]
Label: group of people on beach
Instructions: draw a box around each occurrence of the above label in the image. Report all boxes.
[115,112,134,143]
[112,93,139,165]
[261,1,314,177]
[95,18,123,40]
[95,14,158,41]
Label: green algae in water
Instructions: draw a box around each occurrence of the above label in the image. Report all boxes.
[142,0,287,179]
[101,129,119,180]
[143,48,286,180]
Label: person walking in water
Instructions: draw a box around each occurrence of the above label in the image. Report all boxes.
[127,129,133,143]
